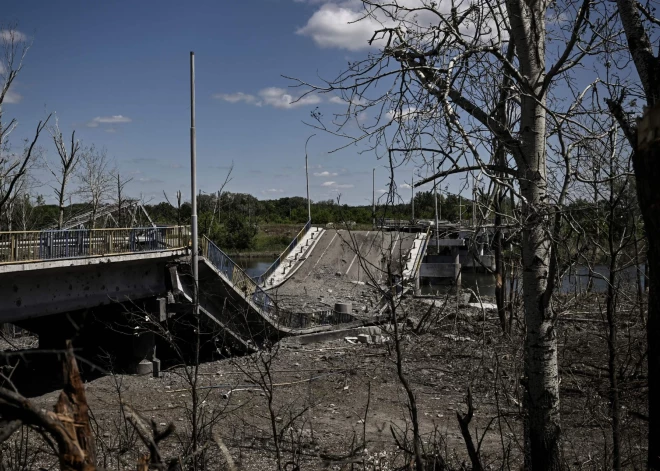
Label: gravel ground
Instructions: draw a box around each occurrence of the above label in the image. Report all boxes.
[7,294,646,470]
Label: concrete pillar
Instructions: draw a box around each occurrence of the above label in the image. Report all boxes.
[452,247,462,291]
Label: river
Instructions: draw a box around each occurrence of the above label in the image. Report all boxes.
[234,256,645,297]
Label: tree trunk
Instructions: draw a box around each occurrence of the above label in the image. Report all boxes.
[606,260,621,470]
[506,0,562,463]
[494,197,507,333]
[636,104,660,469]
[517,84,562,471]
[520,179,562,471]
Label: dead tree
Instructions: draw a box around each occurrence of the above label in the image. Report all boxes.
[0,25,51,227]
[605,2,660,467]
[290,0,606,466]
[76,146,114,229]
[113,172,132,227]
[48,119,82,229]
[0,342,97,470]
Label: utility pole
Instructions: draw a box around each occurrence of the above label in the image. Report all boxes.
[411,169,415,223]
[459,191,462,225]
[372,167,376,230]
[305,135,314,222]
[472,173,477,228]
[433,155,439,253]
[190,51,198,315]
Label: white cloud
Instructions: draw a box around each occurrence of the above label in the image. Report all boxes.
[0,30,27,43]
[387,106,418,121]
[314,171,338,177]
[87,115,132,128]
[259,87,321,109]
[297,0,491,52]
[214,87,321,109]
[265,188,284,193]
[211,92,259,105]
[3,88,22,104]
[296,2,385,51]
[400,183,411,189]
[322,181,354,188]
[329,95,368,106]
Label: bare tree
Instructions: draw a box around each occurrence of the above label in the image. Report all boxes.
[604,3,660,467]
[76,146,114,229]
[113,172,133,227]
[0,25,51,227]
[48,118,82,229]
[291,0,608,466]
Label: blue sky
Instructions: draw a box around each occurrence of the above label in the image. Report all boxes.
[4,0,431,206]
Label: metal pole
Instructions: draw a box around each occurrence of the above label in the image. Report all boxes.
[372,168,375,229]
[433,155,439,253]
[305,153,310,222]
[459,191,462,225]
[411,169,414,223]
[472,174,476,228]
[190,51,199,315]
[305,135,314,223]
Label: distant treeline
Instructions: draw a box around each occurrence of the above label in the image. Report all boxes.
[4,191,476,251]
[148,191,477,227]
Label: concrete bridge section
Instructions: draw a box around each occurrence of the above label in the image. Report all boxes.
[267,229,422,315]
[0,250,186,323]
[0,226,425,377]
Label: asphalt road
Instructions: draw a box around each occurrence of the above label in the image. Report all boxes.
[271,229,419,314]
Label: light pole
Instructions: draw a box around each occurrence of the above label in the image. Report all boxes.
[433,155,439,252]
[411,168,415,223]
[189,51,198,315]
[305,135,315,222]
[372,168,376,229]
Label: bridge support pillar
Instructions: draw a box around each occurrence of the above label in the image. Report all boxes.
[452,247,462,292]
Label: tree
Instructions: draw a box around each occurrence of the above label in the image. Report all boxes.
[292,0,604,467]
[48,118,82,229]
[0,25,50,227]
[113,172,132,227]
[605,2,660,467]
[76,146,113,229]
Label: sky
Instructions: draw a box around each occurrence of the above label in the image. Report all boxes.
[2,0,445,207]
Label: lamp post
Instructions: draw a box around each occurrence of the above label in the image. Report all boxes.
[372,168,376,229]
[411,168,415,223]
[189,51,198,315]
[433,155,439,253]
[305,135,315,222]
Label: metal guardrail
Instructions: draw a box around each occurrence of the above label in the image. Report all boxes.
[201,236,276,318]
[411,227,431,279]
[0,226,190,264]
[257,220,311,285]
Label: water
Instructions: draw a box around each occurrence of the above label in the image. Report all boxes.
[234,255,646,298]
[233,256,275,278]
[420,264,646,297]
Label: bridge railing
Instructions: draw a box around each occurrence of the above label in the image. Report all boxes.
[410,226,431,279]
[257,219,311,285]
[0,226,190,264]
[201,236,276,318]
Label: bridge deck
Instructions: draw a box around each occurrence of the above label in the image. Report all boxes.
[269,229,420,313]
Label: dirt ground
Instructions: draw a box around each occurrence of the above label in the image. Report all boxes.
[4,293,647,470]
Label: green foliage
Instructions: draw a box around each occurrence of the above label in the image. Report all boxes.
[217,213,258,251]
